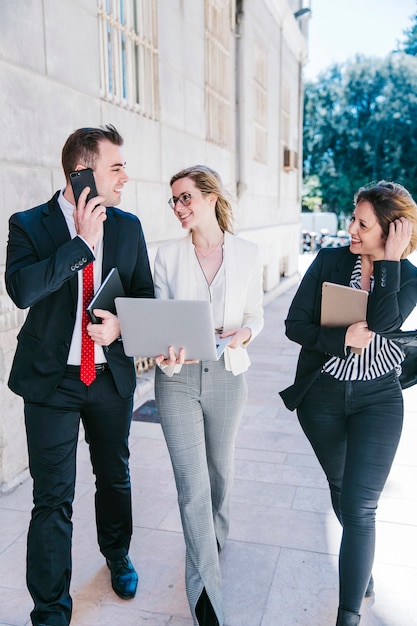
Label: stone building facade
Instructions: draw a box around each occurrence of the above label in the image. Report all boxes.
[0,0,309,489]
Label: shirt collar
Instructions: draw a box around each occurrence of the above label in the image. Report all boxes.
[58,189,75,226]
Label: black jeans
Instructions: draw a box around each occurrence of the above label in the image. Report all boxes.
[297,370,403,614]
[24,367,133,626]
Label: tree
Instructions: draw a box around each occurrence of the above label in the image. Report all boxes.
[303,53,417,216]
[400,7,417,56]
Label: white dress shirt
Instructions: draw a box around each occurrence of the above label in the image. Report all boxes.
[58,190,106,365]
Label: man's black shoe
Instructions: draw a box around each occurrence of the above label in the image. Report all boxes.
[106,555,138,599]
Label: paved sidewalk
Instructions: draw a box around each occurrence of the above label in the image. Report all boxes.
[1,278,417,626]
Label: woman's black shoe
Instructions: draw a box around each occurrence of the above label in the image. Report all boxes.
[336,608,361,625]
[195,587,220,626]
[364,574,374,597]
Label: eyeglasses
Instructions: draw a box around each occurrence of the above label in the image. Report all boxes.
[168,192,192,210]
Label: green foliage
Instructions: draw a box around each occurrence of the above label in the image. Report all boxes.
[303,53,417,215]
[400,7,417,56]
[302,175,322,211]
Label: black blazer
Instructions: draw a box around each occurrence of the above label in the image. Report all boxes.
[6,191,155,402]
[280,246,417,411]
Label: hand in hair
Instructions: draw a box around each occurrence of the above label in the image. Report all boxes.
[384,217,413,261]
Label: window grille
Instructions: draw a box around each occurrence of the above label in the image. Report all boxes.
[253,45,268,163]
[281,79,290,148]
[204,0,234,147]
[98,0,159,119]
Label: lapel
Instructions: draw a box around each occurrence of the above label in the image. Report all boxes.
[327,248,358,285]
[42,193,78,303]
[222,232,235,327]
[174,234,197,299]
[42,193,72,249]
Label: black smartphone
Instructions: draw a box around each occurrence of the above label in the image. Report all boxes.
[69,168,99,206]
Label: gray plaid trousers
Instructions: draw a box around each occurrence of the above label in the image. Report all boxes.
[155,358,247,625]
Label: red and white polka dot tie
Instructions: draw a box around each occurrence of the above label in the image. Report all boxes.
[80,260,96,386]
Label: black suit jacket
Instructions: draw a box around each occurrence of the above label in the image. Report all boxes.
[6,191,155,401]
[280,246,417,411]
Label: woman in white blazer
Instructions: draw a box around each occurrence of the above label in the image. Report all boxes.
[153,165,264,626]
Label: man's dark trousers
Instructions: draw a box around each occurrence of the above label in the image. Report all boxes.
[24,367,133,626]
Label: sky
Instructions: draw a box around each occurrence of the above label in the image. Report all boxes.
[304,0,417,80]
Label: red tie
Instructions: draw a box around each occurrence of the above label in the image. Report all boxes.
[80,260,96,386]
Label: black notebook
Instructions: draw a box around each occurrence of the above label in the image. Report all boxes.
[87,267,125,323]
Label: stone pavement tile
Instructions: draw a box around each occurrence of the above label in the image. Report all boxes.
[72,482,95,522]
[221,540,280,626]
[235,455,326,490]
[0,586,32,626]
[0,531,26,589]
[129,434,172,471]
[70,526,192,625]
[359,562,417,626]
[236,427,312,457]
[292,485,332,514]
[232,477,295,509]
[125,529,188,617]
[0,477,32,513]
[374,520,417,569]
[0,507,29,555]
[285,451,325,469]
[234,446,286,464]
[158,501,183,534]
[239,410,292,435]
[377,494,417,524]
[229,500,338,555]
[71,606,173,626]
[383,456,417,490]
[131,487,179,530]
[71,514,108,589]
[260,547,339,626]
[260,547,417,626]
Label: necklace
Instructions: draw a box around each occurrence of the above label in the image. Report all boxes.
[194,234,224,262]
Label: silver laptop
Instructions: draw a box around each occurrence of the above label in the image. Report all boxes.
[115,298,230,361]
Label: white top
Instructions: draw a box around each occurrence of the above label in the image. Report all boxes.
[192,245,225,331]
[322,256,404,380]
[154,232,264,376]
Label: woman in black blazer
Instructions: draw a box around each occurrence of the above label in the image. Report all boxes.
[280,181,417,626]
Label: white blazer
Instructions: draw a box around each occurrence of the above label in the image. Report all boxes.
[154,231,264,375]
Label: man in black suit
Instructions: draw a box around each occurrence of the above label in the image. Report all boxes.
[5,125,154,626]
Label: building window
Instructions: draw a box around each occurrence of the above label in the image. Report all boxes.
[204,0,234,147]
[281,77,298,171]
[253,44,267,163]
[98,0,159,119]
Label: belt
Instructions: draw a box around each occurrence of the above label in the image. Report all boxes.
[65,363,109,374]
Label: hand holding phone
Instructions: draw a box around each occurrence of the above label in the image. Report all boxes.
[70,168,106,248]
[70,168,99,206]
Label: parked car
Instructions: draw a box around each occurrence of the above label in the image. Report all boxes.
[320,230,350,249]
[301,229,350,253]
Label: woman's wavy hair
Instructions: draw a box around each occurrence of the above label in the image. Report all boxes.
[170,165,235,234]
[354,180,417,258]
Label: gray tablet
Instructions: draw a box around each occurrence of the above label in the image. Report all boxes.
[321,282,368,327]
[321,282,368,355]
[115,298,230,360]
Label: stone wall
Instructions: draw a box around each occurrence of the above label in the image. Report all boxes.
[0,0,308,489]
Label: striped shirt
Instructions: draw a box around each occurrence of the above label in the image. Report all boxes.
[322,257,404,380]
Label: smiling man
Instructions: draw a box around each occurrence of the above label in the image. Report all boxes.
[5,125,154,626]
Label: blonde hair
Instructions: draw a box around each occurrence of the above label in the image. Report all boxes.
[170,165,235,234]
[354,180,417,258]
